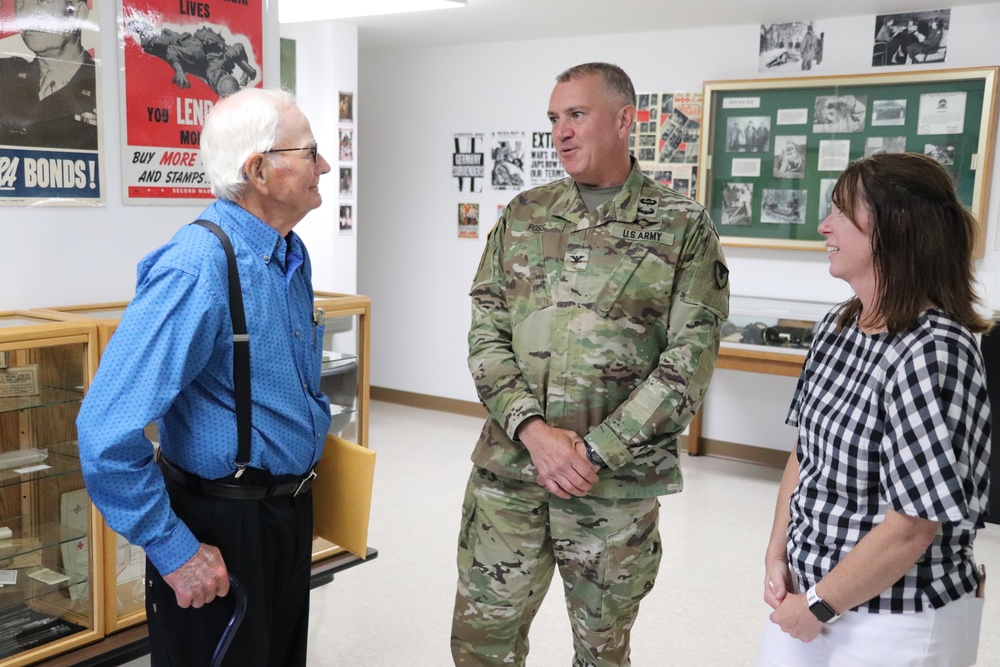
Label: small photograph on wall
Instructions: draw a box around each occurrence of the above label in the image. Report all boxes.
[759,21,824,73]
[924,143,956,165]
[772,136,806,178]
[761,189,807,225]
[339,128,354,161]
[871,100,907,126]
[813,95,867,133]
[458,202,479,239]
[721,183,753,226]
[339,91,354,123]
[339,204,353,234]
[872,10,949,67]
[864,136,906,156]
[339,167,353,196]
[726,117,771,153]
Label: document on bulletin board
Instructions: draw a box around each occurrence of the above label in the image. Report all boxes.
[117,0,264,204]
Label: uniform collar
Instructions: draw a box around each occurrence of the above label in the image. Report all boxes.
[551,157,648,231]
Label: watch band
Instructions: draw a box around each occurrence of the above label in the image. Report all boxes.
[806,584,841,624]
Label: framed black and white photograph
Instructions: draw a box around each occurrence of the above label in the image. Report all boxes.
[924,143,956,165]
[872,9,950,67]
[721,183,753,226]
[725,116,771,152]
[759,21,824,73]
[772,136,806,178]
[813,95,867,133]
[817,178,837,221]
[761,189,807,225]
[872,99,907,126]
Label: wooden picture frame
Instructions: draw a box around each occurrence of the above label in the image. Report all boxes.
[697,67,999,255]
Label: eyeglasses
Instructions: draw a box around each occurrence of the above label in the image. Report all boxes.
[263,144,318,162]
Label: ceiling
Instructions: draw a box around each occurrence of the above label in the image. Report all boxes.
[329,0,985,51]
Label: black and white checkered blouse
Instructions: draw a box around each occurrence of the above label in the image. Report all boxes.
[786,306,991,613]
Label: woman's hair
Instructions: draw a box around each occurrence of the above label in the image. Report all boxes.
[201,88,296,201]
[831,152,991,334]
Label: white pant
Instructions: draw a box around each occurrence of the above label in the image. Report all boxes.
[756,593,984,667]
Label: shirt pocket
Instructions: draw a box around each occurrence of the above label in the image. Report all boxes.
[594,244,673,339]
[506,235,553,328]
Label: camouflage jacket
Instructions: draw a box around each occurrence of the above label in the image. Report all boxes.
[468,161,730,498]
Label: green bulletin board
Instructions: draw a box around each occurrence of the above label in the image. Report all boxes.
[698,68,998,254]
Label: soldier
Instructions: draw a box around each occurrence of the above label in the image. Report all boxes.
[451,62,730,666]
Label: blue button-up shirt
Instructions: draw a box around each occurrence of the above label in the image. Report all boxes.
[78,199,331,575]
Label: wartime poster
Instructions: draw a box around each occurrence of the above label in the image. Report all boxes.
[118,0,263,204]
[490,131,525,192]
[638,92,703,197]
[452,132,484,193]
[527,131,565,188]
[658,92,702,164]
[458,202,478,239]
[0,0,103,206]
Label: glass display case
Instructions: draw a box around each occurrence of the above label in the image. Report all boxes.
[31,305,144,635]
[687,296,838,456]
[37,293,375,600]
[721,295,834,355]
[311,292,372,562]
[0,313,103,665]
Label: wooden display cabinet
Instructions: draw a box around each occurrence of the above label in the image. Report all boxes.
[0,313,103,666]
[37,293,374,604]
[30,305,143,635]
[310,292,372,562]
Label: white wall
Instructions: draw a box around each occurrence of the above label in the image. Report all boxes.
[280,21,358,294]
[3,6,356,311]
[357,3,1000,451]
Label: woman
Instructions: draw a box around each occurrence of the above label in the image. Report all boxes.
[758,152,991,667]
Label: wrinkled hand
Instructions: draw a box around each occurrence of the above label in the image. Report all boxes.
[763,560,793,610]
[162,543,229,609]
[517,418,599,499]
[769,592,822,643]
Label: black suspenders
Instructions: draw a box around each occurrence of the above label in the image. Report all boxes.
[192,219,252,477]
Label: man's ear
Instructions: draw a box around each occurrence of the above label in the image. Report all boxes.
[243,153,267,189]
[619,104,637,139]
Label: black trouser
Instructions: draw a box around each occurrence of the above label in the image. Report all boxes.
[146,471,314,667]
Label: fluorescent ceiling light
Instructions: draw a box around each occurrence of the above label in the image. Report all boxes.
[280,0,465,23]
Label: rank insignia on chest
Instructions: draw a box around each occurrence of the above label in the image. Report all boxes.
[565,248,590,271]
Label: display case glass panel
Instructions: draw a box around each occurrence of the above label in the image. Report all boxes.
[0,315,102,663]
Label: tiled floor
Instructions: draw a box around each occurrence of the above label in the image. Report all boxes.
[127,400,1000,666]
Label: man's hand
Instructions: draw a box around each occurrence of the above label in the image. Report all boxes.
[162,543,230,609]
[171,70,191,89]
[517,417,599,499]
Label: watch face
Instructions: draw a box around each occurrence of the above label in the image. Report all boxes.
[809,599,836,623]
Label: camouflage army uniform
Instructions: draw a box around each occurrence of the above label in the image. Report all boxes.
[452,160,730,666]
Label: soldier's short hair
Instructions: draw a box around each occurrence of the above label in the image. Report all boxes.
[556,62,635,109]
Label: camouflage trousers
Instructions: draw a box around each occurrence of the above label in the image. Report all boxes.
[451,466,662,667]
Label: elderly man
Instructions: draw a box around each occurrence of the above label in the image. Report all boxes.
[78,88,331,667]
[0,0,97,149]
[451,62,729,666]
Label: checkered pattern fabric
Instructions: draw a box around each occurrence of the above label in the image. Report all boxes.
[786,307,991,613]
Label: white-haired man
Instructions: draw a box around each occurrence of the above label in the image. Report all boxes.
[78,88,332,666]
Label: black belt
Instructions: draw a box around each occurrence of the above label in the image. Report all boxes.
[158,455,316,501]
